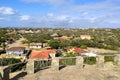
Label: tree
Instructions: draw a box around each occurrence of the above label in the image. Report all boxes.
[56,50,63,57]
[80,45,87,49]
[66,51,75,57]
[70,39,81,47]
[48,40,60,49]
[0,38,7,51]
[60,40,70,49]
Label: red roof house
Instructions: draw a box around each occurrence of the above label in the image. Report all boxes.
[68,47,88,54]
[59,36,69,40]
[30,49,56,59]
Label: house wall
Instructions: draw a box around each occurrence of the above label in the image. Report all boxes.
[6,50,24,55]
[30,45,42,49]
[49,53,56,58]
[80,35,91,40]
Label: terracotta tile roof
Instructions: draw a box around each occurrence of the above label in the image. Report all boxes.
[30,49,56,59]
[69,47,88,54]
[60,36,68,40]
[10,31,16,35]
[7,47,25,51]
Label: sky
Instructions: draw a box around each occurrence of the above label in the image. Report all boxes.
[0,0,120,28]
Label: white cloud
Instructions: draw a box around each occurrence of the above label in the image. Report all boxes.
[83,12,89,15]
[20,15,30,21]
[60,0,120,16]
[47,13,54,17]
[1,0,120,28]
[0,7,15,15]
[2,13,120,28]
[22,13,120,28]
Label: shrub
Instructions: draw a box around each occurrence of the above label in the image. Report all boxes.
[104,56,114,62]
[59,57,76,66]
[0,58,25,72]
[84,57,96,65]
[103,45,118,50]
[56,50,63,57]
[80,45,87,49]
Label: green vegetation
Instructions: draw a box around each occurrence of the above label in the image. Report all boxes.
[23,33,52,43]
[0,58,21,66]
[55,50,63,57]
[1,28,120,50]
[80,45,87,49]
[0,58,25,72]
[84,57,96,65]
[59,58,76,66]
[48,39,60,49]
[104,56,114,62]
[34,60,51,71]
[0,28,21,51]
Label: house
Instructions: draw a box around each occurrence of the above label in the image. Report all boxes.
[68,47,97,57]
[81,52,97,57]
[51,33,59,40]
[18,30,26,34]
[34,30,41,33]
[80,35,91,40]
[30,49,56,59]
[29,43,43,49]
[24,30,34,33]
[59,36,69,40]
[6,47,25,55]
[51,33,58,37]
[68,47,88,54]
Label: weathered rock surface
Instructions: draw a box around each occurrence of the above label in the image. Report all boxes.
[18,62,120,80]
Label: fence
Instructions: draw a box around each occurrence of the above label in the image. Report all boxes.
[26,54,120,74]
[0,58,7,66]
[0,58,22,66]
[9,62,26,72]
[0,62,26,80]
[83,56,96,65]
[34,59,52,72]
[1,54,120,80]
[59,57,76,66]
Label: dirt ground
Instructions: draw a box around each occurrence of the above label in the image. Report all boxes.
[88,47,119,54]
[8,38,28,49]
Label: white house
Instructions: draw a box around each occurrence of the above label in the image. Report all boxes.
[6,47,25,55]
[81,52,97,57]
[29,43,43,49]
[80,35,91,40]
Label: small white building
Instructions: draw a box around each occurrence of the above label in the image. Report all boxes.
[25,30,34,33]
[29,43,43,49]
[80,35,91,40]
[81,52,97,57]
[6,47,25,55]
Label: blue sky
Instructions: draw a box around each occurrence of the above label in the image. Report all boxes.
[0,0,120,28]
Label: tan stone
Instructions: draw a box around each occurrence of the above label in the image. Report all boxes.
[26,59,35,74]
[96,55,104,68]
[51,58,59,71]
[76,56,83,69]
